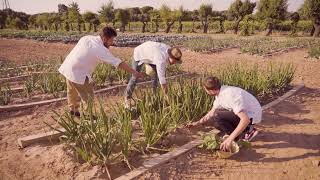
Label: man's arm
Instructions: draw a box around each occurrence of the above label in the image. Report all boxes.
[97,48,145,78]
[161,83,168,94]
[220,111,250,151]
[187,107,216,127]
[118,62,145,78]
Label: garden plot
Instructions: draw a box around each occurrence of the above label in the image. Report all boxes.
[1,37,320,179]
[0,30,201,47]
[182,37,320,57]
[0,61,184,107]
[26,62,295,179]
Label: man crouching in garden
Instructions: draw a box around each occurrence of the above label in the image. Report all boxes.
[187,76,261,151]
[58,27,145,117]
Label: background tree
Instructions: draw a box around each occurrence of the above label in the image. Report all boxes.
[257,0,288,36]
[159,5,176,33]
[58,4,69,31]
[240,15,255,36]
[228,0,256,34]
[92,16,101,32]
[68,2,82,32]
[191,10,199,33]
[99,1,115,27]
[128,7,140,31]
[115,8,130,32]
[150,10,160,32]
[175,6,185,33]
[199,4,212,33]
[35,14,49,30]
[299,0,320,37]
[28,14,37,29]
[290,12,300,35]
[139,6,153,33]
[83,11,96,32]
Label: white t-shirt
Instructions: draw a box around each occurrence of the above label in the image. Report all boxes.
[59,35,122,85]
[203,85,262,124]
[133,41,170,85]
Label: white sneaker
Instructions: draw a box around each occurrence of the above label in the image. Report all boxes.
[124,97,131,109]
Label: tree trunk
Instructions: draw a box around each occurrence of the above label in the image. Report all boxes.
[65,22,70,31]
[192,20,196,33]
[313,19,320,37]
[202,18,209,33]
[128,23,131,31]
[121,24,125,32]
[203,22,208,33]
[314,24,320,37]
[55,24,58,31]
[93,25,97,32]
[78,23,81,32]
[155,22,159,32]
[89,23,92,32]
[142,22,147,33]
[165,21,175,33]
[165,24,170,33]
[83,23,86,32]
[233,19,241,34]
[178,20,183,33]
[219,20,225,33]
[266,23,273,36]
[310,26,315,36]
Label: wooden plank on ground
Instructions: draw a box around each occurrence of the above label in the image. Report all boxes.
[17,128,65,148]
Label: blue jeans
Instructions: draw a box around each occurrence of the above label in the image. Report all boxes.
[125,59,159,99]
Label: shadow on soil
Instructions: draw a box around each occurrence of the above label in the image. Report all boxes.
[232,87,320,163]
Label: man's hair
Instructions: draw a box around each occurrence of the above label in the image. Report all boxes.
[203,76,221,90]
[100,26,117,38]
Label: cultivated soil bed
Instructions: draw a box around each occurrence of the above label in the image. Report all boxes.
[0,38,320,179]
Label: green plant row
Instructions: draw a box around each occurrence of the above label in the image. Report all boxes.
[48,62,295,170]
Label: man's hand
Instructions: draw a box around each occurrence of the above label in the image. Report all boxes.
[220,136,233,151]
[185,121,200,128]
[134,72,146,79]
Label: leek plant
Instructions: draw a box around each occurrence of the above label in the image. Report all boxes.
[0,83,12,105]
[39,73,66,95]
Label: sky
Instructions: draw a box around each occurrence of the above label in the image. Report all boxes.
[5,0,305,14]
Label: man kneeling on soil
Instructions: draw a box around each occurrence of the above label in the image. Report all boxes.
[124,41,182,108]
[187,76,261,151]
[58,27,145,117]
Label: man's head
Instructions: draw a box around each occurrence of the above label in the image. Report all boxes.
[100,26,117,48]
[168,47,182,65]
[203,76,221,96]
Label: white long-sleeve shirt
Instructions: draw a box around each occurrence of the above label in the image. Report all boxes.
[133,41,170,85]
[202,85,262,124]
[59,35,122,85]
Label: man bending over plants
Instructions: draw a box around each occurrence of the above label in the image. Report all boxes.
[59,26,145,117]
[187,76,261,151]
[124,41,182,108]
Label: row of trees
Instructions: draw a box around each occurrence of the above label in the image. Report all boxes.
[0,0,319,37]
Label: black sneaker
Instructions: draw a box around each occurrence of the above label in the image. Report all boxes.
[70,111,80,117]
[244,127,259,142]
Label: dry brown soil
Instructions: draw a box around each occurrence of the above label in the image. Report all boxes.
[0,38,319,180]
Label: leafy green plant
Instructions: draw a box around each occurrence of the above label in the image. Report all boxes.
[198,134,222,151]
[308,45,320,59]
[48,100,118,178]
[38,73,66,95]
[112,104,133,169]
[217,62,295,97]
[93,63,111,86]
[24,74,38,97]
[0,83,12,105]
